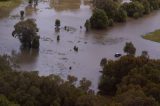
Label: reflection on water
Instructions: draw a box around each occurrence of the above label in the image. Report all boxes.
[11,47,39,65]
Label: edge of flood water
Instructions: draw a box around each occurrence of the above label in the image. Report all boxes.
[0,0,21,18]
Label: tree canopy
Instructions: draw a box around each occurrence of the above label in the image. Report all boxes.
[12,19,40,49]
[90,8,109,29]
[123,42,136,55]
[0,55,108,106]
[90,0,160,29]
[99,55,160,105]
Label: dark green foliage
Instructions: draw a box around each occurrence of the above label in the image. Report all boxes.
[79,78,92,92]
[92,0,160,29]
[122,1,144,18]
[141,0,151,14]
[92,0,143,29]
[115,8,127,22]
[90,8,109,29]
[0,95,19,106]
[55,19,61,28]
[94,0,119,20]
[99,55,160,105]
[76,95,107,106]
[12,19,40,49]
[32,36,40,49]
[123,42,136,55]
[0,56,108,106]
[115,87,158,106]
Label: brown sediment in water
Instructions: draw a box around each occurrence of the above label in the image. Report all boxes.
[0,0,21,18]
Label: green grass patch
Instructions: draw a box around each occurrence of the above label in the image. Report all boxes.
[143,29,160,43]
[0,0,21,17]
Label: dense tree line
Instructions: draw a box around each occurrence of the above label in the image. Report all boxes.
[99,55,160,105]
[87,0,160,29]
[0,46,160,105]
[0,55,107,106]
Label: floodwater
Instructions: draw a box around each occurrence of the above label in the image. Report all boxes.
[0,0,160,90]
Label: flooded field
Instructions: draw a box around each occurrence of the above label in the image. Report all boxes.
[0,0,160,90]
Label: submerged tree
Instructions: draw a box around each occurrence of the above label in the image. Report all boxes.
[20,10,24,18]
[55,19,61,30]
[123,42,136,55]
[12,19,40,49]
[84,19,91,31]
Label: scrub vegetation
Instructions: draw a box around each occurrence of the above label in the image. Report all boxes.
[87,0,160,29]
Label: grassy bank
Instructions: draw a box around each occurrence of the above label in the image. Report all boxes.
[143,29,160,43]
[0,0,21,17]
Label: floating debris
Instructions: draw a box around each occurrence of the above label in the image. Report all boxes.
[69,66,72,70]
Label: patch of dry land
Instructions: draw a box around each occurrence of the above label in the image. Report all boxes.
[143,29,160,43]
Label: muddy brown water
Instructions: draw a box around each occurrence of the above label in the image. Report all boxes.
[0,0,160,90]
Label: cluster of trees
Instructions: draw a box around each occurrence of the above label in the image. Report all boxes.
[0,42,160,105]
[0,55,108,106]
[12,19,40,49]
[99,43,160,105]
[123,42,136,55]
[86,0,160,29]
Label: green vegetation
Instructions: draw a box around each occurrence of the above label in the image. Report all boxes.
[143,29,160,43]
[0,55,108,106]
[0,0,21,17]
[12,19,40,49]
[122,1,145,19]
[123,42,136,55]
[0,43,160,105]
[88,0,160,29]
[55,19,61,28]
[99,55,160,105]
[90,8,109,29]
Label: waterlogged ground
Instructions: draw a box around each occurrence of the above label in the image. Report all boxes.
[0,0,160,90]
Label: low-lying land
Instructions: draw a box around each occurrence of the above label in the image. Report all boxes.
[0,0,21,17]
[143,29,160,43]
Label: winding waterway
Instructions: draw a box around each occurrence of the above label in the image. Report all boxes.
[0,0,160,90]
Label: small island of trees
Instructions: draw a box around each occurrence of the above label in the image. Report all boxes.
[12,19,40,49]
